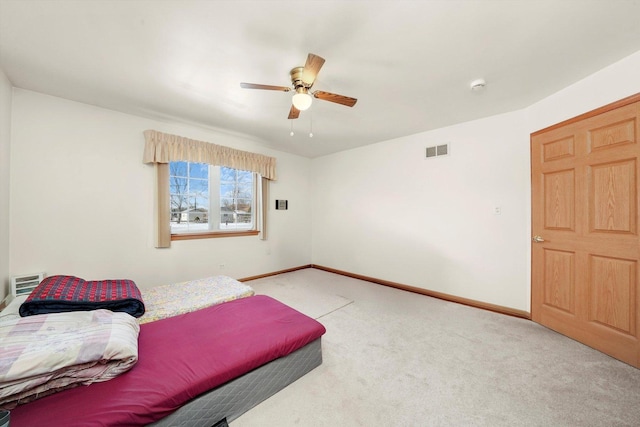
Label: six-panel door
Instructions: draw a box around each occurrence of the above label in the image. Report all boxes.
[531,100,640,368]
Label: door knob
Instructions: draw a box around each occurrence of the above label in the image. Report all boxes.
[532,235,545,243]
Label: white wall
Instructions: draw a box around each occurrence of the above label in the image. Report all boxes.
[526,50,640,132]
[9,90,312,289]
[7,49,640,307]
[312,110,530,310]
[311,49,640,313]
[0,68,11,301]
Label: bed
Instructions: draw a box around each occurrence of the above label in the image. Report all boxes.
[0,276,326,426]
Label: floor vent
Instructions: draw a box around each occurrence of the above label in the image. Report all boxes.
[426,143,449,158]
[11,273,44,297]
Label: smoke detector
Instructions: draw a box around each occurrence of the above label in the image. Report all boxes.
[470,78,486,91]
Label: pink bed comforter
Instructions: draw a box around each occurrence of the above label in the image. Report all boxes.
[9,295,326,426]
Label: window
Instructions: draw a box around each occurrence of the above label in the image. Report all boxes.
[169,161,256,236]
[143,129,275,247]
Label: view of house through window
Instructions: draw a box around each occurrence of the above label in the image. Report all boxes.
[169,161,255,234]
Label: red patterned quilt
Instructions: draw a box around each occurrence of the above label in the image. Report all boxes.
[19,275,145,318]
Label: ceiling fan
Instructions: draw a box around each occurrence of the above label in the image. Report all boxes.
[240,53,358,119]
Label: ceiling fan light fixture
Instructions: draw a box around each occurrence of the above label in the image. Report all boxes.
[292,87,312,111]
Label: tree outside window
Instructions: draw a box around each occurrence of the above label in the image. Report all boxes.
[169,161,254,234]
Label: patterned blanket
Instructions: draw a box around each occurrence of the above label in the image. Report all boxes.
[0,309,139,409]
[19,275,145,318]
[138,275,254,324]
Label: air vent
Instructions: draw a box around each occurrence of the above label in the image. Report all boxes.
[11,273,44,297]
[426,143,450,158]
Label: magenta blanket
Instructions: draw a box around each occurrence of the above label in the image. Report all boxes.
[19,275,145,318]
[9,295,326,426]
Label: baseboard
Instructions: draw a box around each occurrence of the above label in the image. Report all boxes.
[238,264,530,320]
[238,265,312,282]
[311,264,531,320]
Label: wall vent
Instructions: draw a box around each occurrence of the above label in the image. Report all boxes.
[425,143,450,158]
[11,273,44,297]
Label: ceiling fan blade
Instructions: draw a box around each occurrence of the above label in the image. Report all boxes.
[240,82,291,91]
[313,91,358,107]
[288,105,300,119]
[301,53,325,86]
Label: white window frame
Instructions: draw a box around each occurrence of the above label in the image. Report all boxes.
[169,161,259,240]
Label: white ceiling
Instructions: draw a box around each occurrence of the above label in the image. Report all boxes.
[1,0,640,158]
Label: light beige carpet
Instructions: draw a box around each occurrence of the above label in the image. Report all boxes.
[249,271,353,320]
[236,268,640,427]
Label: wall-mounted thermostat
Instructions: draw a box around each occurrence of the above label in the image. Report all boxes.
[275,200,288,210]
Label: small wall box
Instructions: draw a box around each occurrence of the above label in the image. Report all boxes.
[275,200,288,210]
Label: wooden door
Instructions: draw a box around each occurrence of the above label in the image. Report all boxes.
[531,95,640,368]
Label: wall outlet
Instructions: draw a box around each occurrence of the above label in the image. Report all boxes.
[493,206,502,215]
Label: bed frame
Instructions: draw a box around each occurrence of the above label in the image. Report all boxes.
[151,338,323,426]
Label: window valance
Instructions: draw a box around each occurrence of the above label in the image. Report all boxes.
[143,130,277,180]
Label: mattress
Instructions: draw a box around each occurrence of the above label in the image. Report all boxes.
[138,275,254,324]
[8,295,326,426]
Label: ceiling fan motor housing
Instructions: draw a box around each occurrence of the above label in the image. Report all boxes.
[290,66,308,89]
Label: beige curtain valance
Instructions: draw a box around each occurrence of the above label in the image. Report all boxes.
[143,130,277,180]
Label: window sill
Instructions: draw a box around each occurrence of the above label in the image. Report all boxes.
[171,230,259,241]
